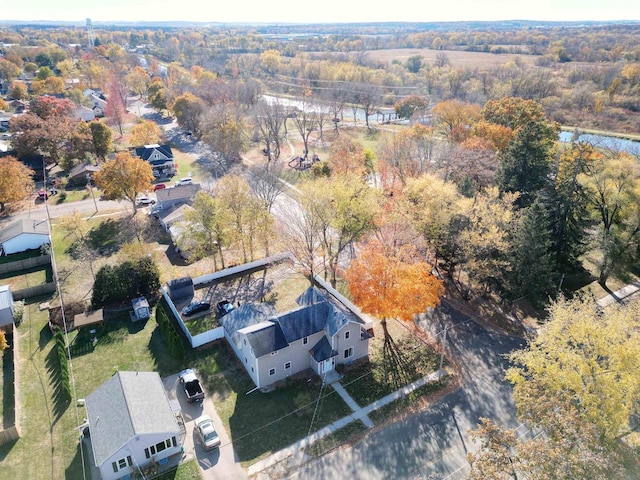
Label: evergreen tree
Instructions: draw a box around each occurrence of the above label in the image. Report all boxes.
[508,198,554,303]
[498,120,557,208]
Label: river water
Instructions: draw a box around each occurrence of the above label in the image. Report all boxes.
[265,95,640,154]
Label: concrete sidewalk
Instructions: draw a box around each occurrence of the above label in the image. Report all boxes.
[596,281,640,307]
[247,368,448,477]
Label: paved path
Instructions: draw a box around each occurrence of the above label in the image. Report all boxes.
[596,281,640,307]
[248,369,447,477]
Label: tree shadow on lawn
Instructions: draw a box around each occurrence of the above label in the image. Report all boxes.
[2,346,16,429]
[44,342,70,423]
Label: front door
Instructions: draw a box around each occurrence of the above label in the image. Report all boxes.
[321,357,335,374]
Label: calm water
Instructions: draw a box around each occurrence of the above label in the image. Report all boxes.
[559,131,640,155]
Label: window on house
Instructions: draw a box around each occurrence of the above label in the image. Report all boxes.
[127,456,133,467]
[344,347,353,359]
[245,356,248,363]
[172,436,177,447]
[284,362,291,370]
[269,367,276,376]
[345,331,350,340]
[251,367,254,372]
[156,440,167,453]
[150,444,156,455]
[112,462,118,473]
[145,448,150,459]
[118,458,127,469]
[243,339,247,345]
[271,350,278,355]
[303,337,308,345]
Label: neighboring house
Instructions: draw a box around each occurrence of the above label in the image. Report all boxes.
[0,219,50,255]
[68,163,101,186]
[220,285,372,389]
[158,204,194,232]
[83,89,107,117]
[85,371,182,480]
[7,99,28,113]
[75,105,96,122]
[133,144,175,179]
[0,285,14,331]
[154,184,201,213]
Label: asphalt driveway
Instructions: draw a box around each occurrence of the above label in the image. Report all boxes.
[163,373,247,480]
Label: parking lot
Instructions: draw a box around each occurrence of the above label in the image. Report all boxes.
[162,373,247,480]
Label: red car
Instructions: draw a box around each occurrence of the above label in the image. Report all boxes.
[153,183,166,192]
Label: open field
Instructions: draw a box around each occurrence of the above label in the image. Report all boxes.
[364,48,538,68]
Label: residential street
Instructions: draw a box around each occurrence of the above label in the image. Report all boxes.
[282,299,526,480]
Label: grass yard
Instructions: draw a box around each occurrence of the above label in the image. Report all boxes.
[183,313,219,337]
[209,359,352,467]
[154,460,202,480]
[341,317,442,408]
[0,268,49,291]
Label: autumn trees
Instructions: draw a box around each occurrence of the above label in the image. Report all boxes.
[468,296,640,479]
[0,156,35,212]
[93,152,154,213]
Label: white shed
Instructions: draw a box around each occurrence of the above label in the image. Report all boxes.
[0,219,50,255]
[0,285,14,331]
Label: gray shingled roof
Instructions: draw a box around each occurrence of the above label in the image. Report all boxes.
[245,322,289,357]
[309,336,338,362]
[156,184,201,204]
[295,286,361,337]
[134,144,173,162]
[220,303,277,337]
[275,302,331,343]
[0,219,49,244]
[85,371,178,466]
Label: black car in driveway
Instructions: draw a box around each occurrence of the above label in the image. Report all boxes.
[181,300,211,317]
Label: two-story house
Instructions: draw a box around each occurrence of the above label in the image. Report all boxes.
[220,286,372,389]
[133,144,175,179]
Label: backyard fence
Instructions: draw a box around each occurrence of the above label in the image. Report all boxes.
[0,254,51,275]
[13,282,56,300]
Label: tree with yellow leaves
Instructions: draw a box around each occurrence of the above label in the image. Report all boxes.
[94,152,154,214]
[129,120,163,147]
[0,156,35,212]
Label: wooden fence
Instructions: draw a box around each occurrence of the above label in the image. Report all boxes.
[13,282,56,300]
[0,254,51,275]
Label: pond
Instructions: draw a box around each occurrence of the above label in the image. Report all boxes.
[559,130,640,155]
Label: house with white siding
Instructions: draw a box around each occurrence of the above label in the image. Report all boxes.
[85,371,182,480]
[0,219,50,255]
[221,285,372,389]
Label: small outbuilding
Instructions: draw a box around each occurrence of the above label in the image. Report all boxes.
[166,277,194,302]
[0,285,15,331]
[0,219,50,255]
[132,297,150,322]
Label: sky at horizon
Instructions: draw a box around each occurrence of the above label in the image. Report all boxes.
[0,0,639,24]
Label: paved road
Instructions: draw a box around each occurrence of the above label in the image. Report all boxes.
[163,373,248,480]
[286,300,526,480]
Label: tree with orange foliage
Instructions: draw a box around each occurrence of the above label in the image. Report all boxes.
[346,239,444,386]
[346,240,444,337]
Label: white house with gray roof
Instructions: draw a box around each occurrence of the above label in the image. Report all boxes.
[220,286,372,389]
[0,219,50,255]
[85,371,182,480]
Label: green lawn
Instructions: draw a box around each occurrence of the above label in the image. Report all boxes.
[341,320,442,408]
[154,460,202,480]
[183,313,219,337]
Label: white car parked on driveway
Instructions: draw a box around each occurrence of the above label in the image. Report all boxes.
[175,177,193,186]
